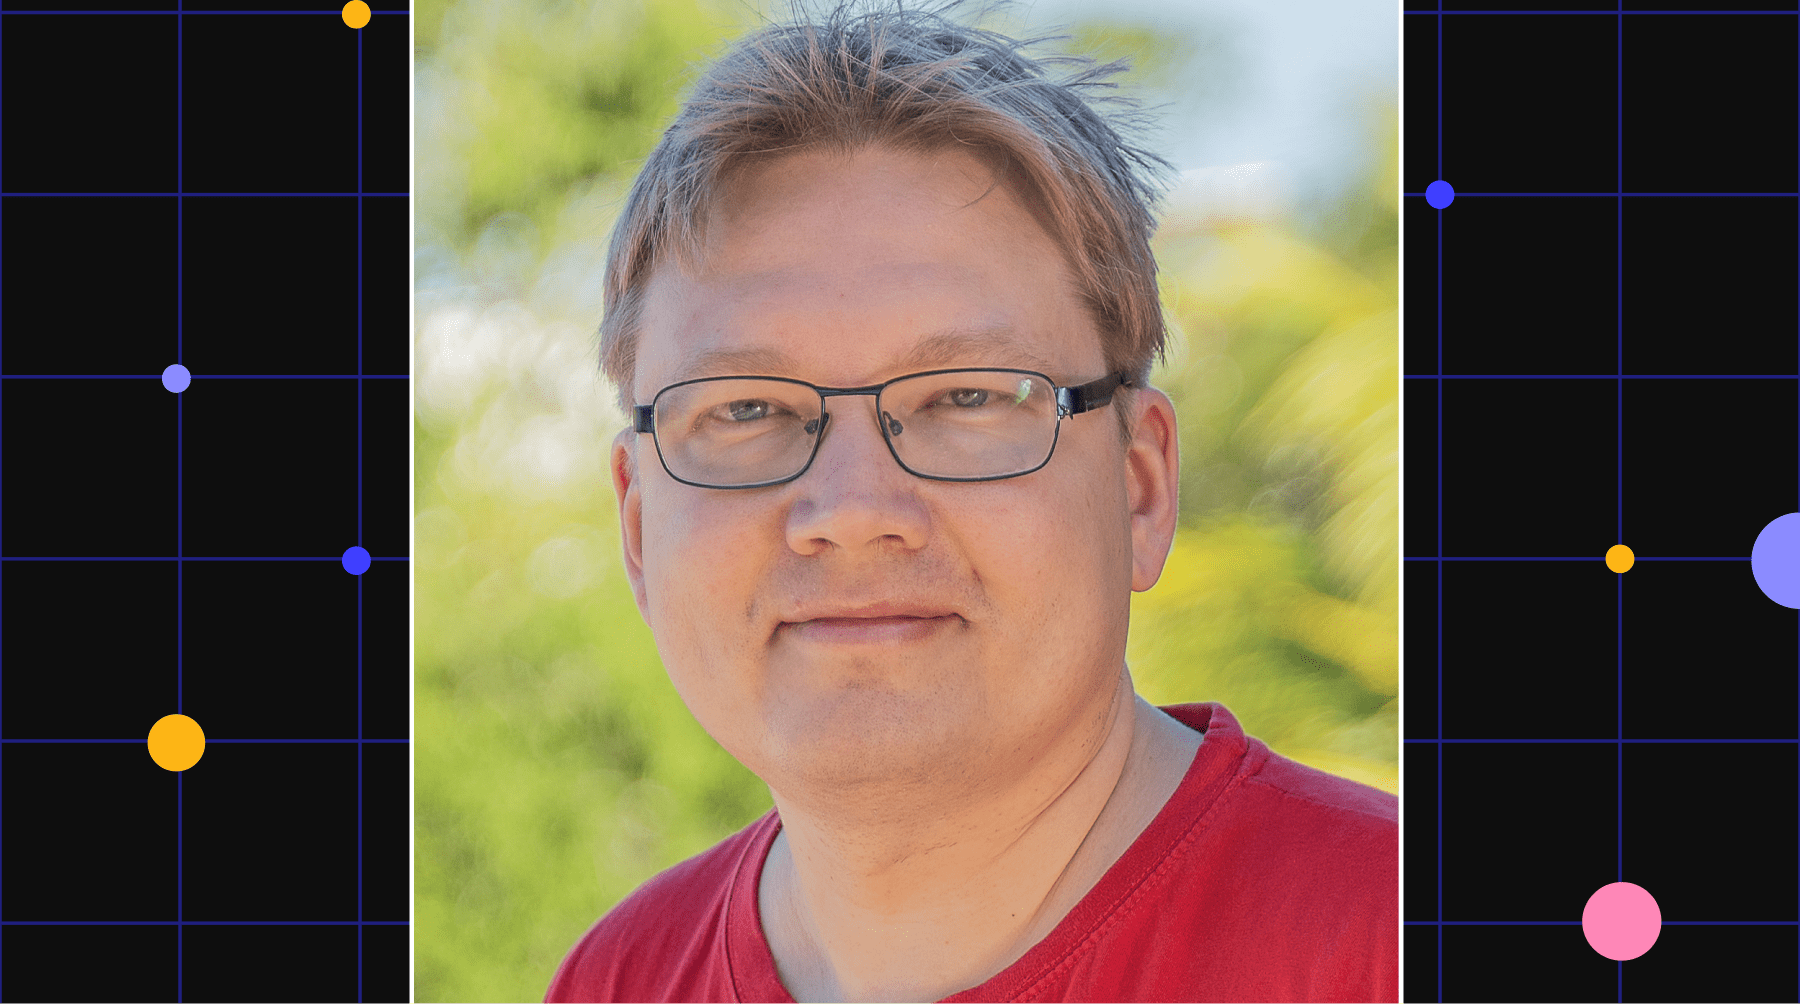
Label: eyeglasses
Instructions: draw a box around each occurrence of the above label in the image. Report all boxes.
[633,367,1131,489]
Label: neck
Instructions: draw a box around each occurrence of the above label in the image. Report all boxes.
[758,674,1202,1003]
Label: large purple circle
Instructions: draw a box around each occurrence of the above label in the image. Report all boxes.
[1425,180,1455,209]
[342,546,372,576]
[1751,513,1800,608]
[162,364,191,393]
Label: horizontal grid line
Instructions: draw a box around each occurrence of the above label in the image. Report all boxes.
[1404,191,1800,197]
[1407,737,1795,744]
[0,556,409,562]
[1403,374,1800,380]
[1404,928,1800,935]
[0,374,408,380]
[1402,9,1800,14]
[3,738,408,744]
[1402,920,1797,926]
[0,9,407,14]
[0,920,409,926]
[0,928,412,935]
[0,192,409,198]
[1402,556,1749,562]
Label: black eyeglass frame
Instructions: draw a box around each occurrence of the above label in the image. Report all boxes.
[633,367,1133,490]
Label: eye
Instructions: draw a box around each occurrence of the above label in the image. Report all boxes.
[718,398,776,422]
[939,388,991,408]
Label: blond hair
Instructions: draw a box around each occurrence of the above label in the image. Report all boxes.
[600,0,1174,443]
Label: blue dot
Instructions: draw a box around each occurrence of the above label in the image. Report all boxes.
[1425,180,1455,209]
[1751,513,1800,607]
[162,364,191,393]
[342,546,372,576]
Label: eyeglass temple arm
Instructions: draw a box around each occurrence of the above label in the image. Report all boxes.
[634,405,655,433]
[1056,372,1132,418]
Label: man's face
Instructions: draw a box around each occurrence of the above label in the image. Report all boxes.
[613,145,1157,808]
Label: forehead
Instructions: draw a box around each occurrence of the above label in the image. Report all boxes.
[636,145,1100,391]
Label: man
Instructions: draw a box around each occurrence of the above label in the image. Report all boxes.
[547,3,1397,1001]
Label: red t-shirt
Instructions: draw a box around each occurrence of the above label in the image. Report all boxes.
[546,702,1398,1003]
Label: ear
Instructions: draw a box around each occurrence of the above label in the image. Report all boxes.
[1123,387,1180,592]
[611,426,652,623]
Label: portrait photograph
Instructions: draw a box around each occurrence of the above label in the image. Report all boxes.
[411,0,1399,999]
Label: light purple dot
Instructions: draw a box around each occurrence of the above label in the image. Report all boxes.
[1752,513,1800,608]
[1425,180,1455,209]
[342,546,372,575]
[162,364,191,393]
[1582,882,1661,961]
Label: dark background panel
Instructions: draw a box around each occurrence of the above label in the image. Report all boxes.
[1402,558,1437,742]
[2,560,177,740]
[181,378,360,560]
[1403,739,1437,926]
[362,378,410,560]
[1441,561,1615,741]
[0,378,179,558]
[1,197,179,375]
[1621,198,1798,376]
[182,923,361,1003]
[363,740,408,922]
[1441,196,1616,377]
[1403,196,1438,377]
[1439,378,1614,559]
[362,196,411,377]
[180,16,358,194]
[181,197,360,378]
[362,922,413,1003]
[1624,923,1796,1003]
[183,560,359,742]
[1623,742,1797,923]
[1402,922,1438,1003]
[1442,924,1617,1003]
[1621,15,1798,194]
[2,743,177,922]
[1440,14,1617,195]
[1622,561,1795,742]
[1621,378,1795,558]
[363,556,409,742]
[1,924,179,1003]
[0,14,179,194]
[1403,16,1438,195]
[1441,742,1615,923]
[182,743,359,923]
[361,14,411,196]
[1403,378,1437,559]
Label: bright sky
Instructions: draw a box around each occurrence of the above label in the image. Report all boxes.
[1014,0,1398,193]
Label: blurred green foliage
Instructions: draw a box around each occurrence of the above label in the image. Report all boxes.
[414,2,1397,1000]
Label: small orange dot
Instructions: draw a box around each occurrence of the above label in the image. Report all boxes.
[342,1,371,29]
[1606,544,1635,574]
[148,714,206,771]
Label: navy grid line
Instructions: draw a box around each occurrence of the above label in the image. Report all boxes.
[0,8,407,13]
[1407,737,1800,744]
[1433,2,1443,997]
[1404,191,1800,196]
[1,920,410,926]
[0,373,408,379]
[1614,6,1625,999]
[176,4,186,993]
[1,738,410,744]
[1405,919,1800,926]
[1,1,8,991]
[1793,9,1799,991]
[0,192,409,197]
[1403,556,1749,561]
[1404,8,1800,14]
[1402,373,1800,379]
[355,23,365,1001]
[0,556,409,562]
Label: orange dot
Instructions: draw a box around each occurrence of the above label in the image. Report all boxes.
[1606,544,1635,574]
[147,714,206,771]
[342,1,371,29]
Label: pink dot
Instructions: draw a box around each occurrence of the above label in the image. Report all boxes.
[1582,882,1661,961]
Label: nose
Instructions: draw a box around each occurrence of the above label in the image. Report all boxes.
[784,393,930,554]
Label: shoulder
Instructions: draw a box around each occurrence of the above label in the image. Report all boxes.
[545,811,778,1003]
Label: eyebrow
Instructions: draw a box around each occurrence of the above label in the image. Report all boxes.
[673,326,1060,383]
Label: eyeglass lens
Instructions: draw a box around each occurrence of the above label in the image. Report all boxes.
[652,370,1060,486]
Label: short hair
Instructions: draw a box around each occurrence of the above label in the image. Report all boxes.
[599,0,1176,445]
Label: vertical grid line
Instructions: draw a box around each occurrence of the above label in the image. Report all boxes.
[1435,3,1445,998]
[1,2,7,992]
[175,5,185,1001]
[1794,10,1799,998]
[1614,6,1625,1000]
[355,21,366,1004]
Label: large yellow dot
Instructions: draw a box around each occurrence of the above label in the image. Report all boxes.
[148,714,205,771]
[1606,544,1635,574]
[342,1,371,29]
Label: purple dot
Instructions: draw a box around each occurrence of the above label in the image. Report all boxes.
[1582,882,1661,961]
[162,364,191,393]
[342,546,372,575]
[1752,513,1800,608]
[1425,180,1455,209]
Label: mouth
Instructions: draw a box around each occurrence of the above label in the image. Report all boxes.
[780,613,962,644]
